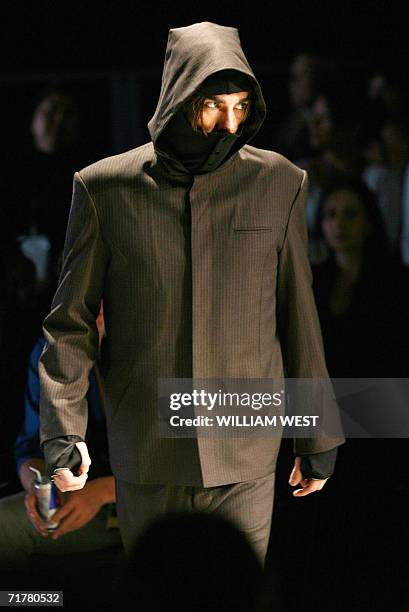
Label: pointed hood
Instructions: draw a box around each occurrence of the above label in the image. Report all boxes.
[148,22,266,172]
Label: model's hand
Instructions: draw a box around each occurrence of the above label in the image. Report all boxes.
[51,442,91,492]
[48,478,108,539]
[289,456,328,497]
[24,491,49,537]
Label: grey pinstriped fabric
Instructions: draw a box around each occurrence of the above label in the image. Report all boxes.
[39,22,344,487]
[115,473,276,562]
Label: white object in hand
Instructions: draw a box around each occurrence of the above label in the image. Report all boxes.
[51,442,91,492]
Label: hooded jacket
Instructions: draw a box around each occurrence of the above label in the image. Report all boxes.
[148,24,266,174]
[40,22,344,486]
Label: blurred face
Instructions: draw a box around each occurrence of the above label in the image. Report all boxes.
[198,91,250,134]
[321,190,370,252]
[308,95,333,151]
[381,122,409,170]
[289,54,316,108]
[31,92,79,154]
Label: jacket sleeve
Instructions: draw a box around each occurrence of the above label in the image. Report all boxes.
[39,172,109,458]
[276,170,345,456]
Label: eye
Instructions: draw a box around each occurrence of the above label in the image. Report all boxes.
[204,100,219,109]
[235,101,249,111]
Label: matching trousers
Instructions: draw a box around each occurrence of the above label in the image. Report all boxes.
[116,472,275,565]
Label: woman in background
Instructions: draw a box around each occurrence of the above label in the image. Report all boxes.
[312,178,407,377]
[304,179,409,610]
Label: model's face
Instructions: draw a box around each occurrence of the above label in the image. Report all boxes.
[198,91,250,134]
[321,190,370,253]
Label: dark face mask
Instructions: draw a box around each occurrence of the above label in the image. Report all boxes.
[158,105,243,174]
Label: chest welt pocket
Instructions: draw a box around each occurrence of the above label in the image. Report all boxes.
[234,227,272,233]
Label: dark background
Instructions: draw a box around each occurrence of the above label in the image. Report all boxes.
[1,0,408,162]
[2,0,408,72]
[1,3,408,609]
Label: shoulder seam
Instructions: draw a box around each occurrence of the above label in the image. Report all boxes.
[75,171,109,253]
[278,170,307,252]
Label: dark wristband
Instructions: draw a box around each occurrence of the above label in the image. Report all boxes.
[42,435,83,478]
[300,447,338,479]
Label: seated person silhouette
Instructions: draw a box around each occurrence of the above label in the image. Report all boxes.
[0,332,122,574]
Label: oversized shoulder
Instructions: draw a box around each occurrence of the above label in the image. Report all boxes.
[237,145,308,213]
[77,142,155,196]
[239,145,306,189]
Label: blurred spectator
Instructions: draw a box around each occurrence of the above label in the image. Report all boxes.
[303,178,409,611]
[30,89,80,155]
[0,331,122,574]
[312,178,408,377]
[1,87,88,487]
[273,52,326,161]
[360,70,409,264]
[361,119,409,260]
[381,120,409,173]
[381,120,409,262]
[121,512,265,612]
[401,161,409,266]
[0,209,39,495]
[6,85,88,290]
[297,88,365,261]
[367,70,408,125]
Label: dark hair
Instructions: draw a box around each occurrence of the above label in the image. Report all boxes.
[30,82,77,110]
[315,178,389,263]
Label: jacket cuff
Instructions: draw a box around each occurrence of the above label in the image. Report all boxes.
[299,447,338,479]
[42,436,83,479]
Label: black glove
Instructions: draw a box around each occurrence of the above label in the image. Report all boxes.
[299,447,338,479]
[42,435,83,479]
